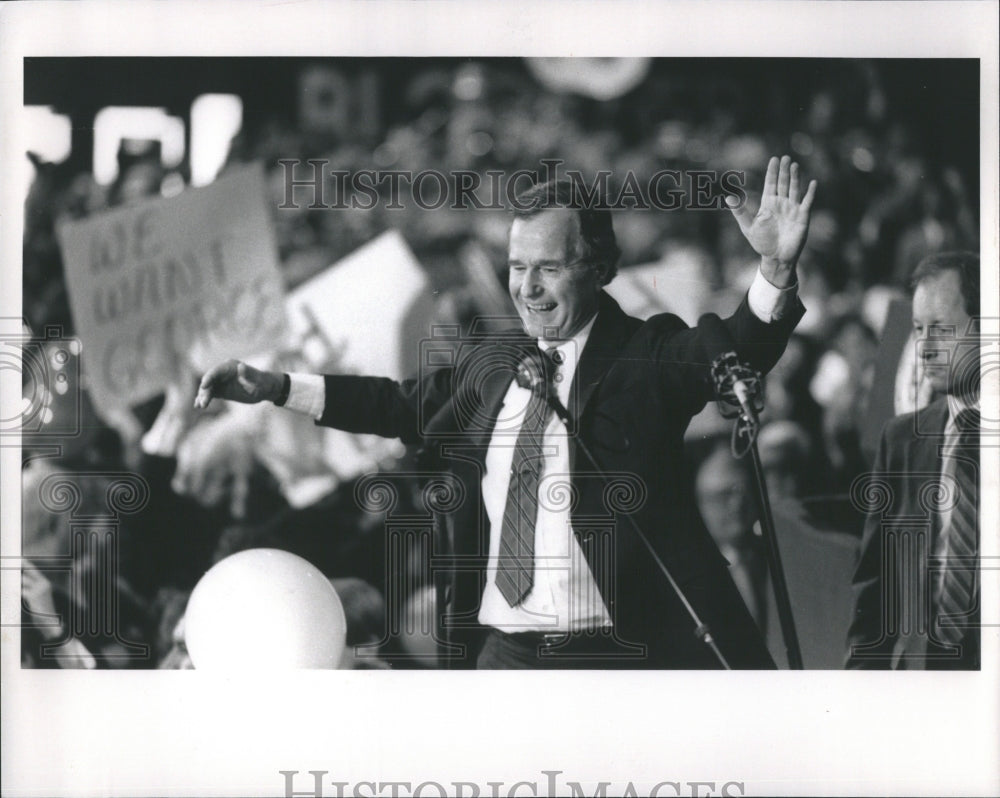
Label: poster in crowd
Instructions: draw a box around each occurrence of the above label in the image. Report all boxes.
[56,164,287,418]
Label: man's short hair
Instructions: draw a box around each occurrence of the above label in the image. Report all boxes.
[911,250,980,317]
[512,178,621,285]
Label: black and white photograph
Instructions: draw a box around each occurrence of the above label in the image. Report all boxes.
[2,2,997,796]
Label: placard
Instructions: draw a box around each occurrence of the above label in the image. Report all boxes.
[56,164,286,416]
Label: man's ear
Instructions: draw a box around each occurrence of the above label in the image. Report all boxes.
[595,262,611,286]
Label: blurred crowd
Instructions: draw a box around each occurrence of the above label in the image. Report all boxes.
[20,58,979,668]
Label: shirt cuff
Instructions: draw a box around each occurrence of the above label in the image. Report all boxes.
[283,373,326,420]
[748,267,798,323]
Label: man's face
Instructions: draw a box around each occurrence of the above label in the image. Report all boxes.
[912,269,978,396]
[696,452,756,548]
[508,209,603,341]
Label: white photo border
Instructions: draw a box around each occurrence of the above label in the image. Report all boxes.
[1,2,997,796]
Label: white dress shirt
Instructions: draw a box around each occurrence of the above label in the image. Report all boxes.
[281,269,797,632]
[477,314,610,631]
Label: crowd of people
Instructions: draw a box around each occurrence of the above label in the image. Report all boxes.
[20,58,979,668]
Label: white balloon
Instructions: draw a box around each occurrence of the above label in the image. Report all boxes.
[185,549,347,670]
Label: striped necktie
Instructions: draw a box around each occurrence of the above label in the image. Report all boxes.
[934,408,980,645]
[495,348,557,607]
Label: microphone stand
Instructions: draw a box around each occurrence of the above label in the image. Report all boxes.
[725,383,805,670]
[531,375,732,669]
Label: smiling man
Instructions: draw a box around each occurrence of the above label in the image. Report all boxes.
[197,156,817,669]
[507,186,616,342]
[847,251,981,670]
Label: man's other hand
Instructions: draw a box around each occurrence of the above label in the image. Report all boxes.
[194,360,282,409]
[728,154,817,288]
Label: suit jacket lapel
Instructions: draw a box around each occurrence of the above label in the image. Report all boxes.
[570,292,636,417]
[912,398,949,468]
[915,398,950,538]
[461,334,535,454]
[447,295,634,465]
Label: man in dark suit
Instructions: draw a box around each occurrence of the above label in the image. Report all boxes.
[847,251,981,670]
[197,155,817,669]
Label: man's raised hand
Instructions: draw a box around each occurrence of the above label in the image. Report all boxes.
[727,154,817,287]
[194,359,282,409]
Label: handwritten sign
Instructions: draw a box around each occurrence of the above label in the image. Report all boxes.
[57,165,286,416]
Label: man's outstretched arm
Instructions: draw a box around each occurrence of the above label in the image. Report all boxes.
[647,155,814,407]
[195,359,452,445]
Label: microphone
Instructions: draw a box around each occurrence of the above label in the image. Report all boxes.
[697,313,763,423]
[515,344,732,667]
[696,315,804,668]
[516,352,572,425]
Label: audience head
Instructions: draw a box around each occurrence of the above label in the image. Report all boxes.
[695,441,757,550]
[911,251,980,398]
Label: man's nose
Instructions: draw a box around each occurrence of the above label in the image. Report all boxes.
[521,267,543,297]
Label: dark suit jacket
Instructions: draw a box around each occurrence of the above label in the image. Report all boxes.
[846,398,980,669]
[317,291,804,668]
